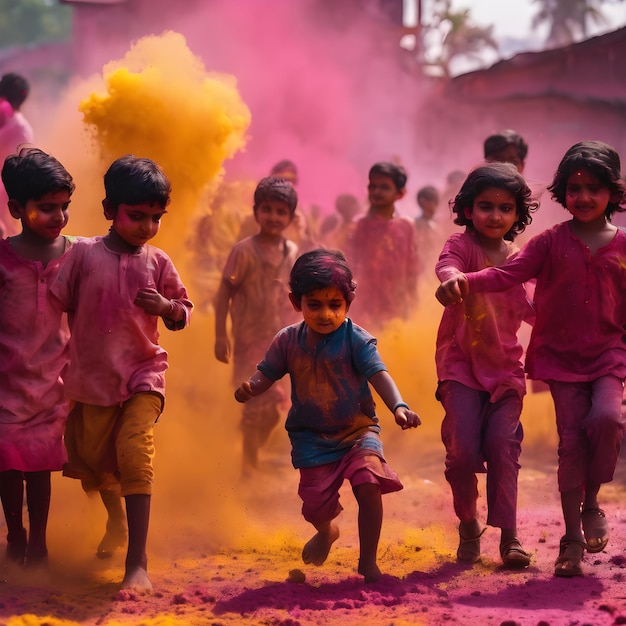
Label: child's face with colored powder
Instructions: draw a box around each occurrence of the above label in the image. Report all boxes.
[254,200,293,238]
[296,286,348,338]
[565,168,612,224]
[12,189,71,240]
[465,187,517,241]
[107,202,165,247]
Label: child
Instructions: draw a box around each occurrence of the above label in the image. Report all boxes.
[215,176,299,476]
[438,141,626,577]
[234,249,421,582]
[414,185,442,276]
[434,162,537,567]
[483,129,528,174]
[0,148,75,568]
[348,162,418,328]
[51,155,193,591]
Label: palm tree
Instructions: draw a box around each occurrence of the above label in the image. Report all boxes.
[532,0,624,47]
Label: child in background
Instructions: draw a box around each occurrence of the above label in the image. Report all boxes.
[434,163,537,567]
[0,148,75,568]
[234,249,421,582]
[438,141,626,577]
[483,129,528,174]
[215,177,299,477]
[348,162,418,328]
[52,155,193,591]
[414,185,442,277]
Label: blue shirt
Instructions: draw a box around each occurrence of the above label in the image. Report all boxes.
[258,319,387,468]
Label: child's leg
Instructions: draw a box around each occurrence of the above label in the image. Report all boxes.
[353,482,382,583]
[0,470,26,564]
[301,519,340,567]
[23,470,50,566]
[97,488,127,559]
[240,394,280,476]
[122,493,152,591]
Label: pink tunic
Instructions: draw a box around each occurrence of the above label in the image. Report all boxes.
[0,238,71,472]
[468,222,626,382]
[436,232,534,402]
[51,236,193,406]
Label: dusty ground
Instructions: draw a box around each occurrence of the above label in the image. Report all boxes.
[1,315,626,626]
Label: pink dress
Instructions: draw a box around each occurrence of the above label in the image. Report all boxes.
[0,238,72,472]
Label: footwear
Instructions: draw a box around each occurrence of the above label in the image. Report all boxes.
[500,538,531,568]
[554,536,585,577]
[457,525,486,563]
[581,508,609,553]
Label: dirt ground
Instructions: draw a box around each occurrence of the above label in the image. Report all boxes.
[1,315,626,626]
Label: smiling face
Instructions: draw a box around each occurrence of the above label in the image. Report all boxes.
[290,286,349,340]
[105,201,166,247]
[564,168,613,224]
[465,186,518,242]
[10,189,71,240]
[254,200,293,238]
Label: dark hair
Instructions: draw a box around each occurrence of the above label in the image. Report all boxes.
[289,248,357,304]
[548,140,625,218]
[368,162,407,192]
[2,147,75,206]
[104,155,171,209]
[0,73,30,110]
[270,159,298,176]
[451,162,538,241]
[484,129,528,163]
[253,176,298,214]
[417,185,439,204]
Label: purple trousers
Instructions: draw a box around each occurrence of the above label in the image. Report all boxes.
[438,380,523,529]
[549,376,625,493]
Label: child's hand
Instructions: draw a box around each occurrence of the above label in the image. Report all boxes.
[234,380,255,403]
[134,288,170,316]
[395,407,421,430]
[214,336,231,363]
[436,275,469,306]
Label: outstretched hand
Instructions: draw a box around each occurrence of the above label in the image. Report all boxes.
[436,275,469,306]
[395,407,421,430]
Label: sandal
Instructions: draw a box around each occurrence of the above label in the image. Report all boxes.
[500,538,531,568]
[554,536,585,578]
[581,508,609,553]
[457,525,486,563]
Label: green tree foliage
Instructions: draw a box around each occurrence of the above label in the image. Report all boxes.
[0,0,71,49]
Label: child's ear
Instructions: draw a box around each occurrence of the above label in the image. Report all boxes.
[464,207,473,221]
[288,292,302,312]
[7,199,23,219]
[397,188,407,200]
[102,199,116,220]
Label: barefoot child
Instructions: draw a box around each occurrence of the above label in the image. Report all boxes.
[438,141,626,577]
[51,155,193,591]
[234,249,421,582]
[434,163,538,567]
[0,148,75,567]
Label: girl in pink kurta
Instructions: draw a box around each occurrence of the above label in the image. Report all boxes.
[438,141,626,578]
[434,163,538,568]
[0,148,75,567]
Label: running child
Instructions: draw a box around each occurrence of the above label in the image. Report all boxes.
[234,249,421,583]
[437,141,626,577]
[51,155,193,591]
[215,176,299,476]
[0,148,75,567]
[434,162,537,567]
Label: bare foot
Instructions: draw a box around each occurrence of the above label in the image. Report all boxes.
[302,524,340,566]
[358,561,382,583]
[96,525,127,559]
[121,566,153,593]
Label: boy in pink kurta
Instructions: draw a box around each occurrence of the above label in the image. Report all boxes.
[51,155,192,592]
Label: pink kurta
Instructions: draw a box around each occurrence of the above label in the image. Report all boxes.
[50,236,192,406]
[435,231,534,402]
[0,237,71,472]
[468,222,626,382]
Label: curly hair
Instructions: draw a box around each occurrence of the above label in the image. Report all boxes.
[450,162,538,241]
[548,140,625,218]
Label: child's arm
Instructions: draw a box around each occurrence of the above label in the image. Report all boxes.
[369,371,421,430]
[214,279,234,363]
[234,370,275,403]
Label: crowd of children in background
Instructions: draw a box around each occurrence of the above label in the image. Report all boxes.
[0,70,624,589]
